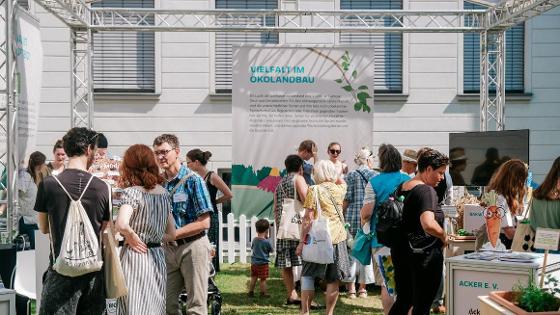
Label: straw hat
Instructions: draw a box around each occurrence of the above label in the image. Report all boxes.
[450,147,467,161]
[402,149,418,163]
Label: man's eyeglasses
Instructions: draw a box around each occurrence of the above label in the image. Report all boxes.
[154,149,173,157]
[329,149,341,155]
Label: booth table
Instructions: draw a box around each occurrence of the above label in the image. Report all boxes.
[0,288,16,315]
[445,237,476,258]
[445,253,560,315]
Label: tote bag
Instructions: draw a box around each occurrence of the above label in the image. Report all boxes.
[351,222,373,265]
[103,224,128,298]
[103,183,128,298]
[277,176,304,240]
[301,186,334,264]
[512,200,535,252]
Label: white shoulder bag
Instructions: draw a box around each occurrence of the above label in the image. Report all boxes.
[277,176,304,240]
[301,186,334,264]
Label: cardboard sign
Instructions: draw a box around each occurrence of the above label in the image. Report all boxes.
[463,204,485,234]
[534,228,560,251]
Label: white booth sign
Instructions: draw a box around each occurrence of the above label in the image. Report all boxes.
[463,204,485,234]
[446,254,560,315]
[452,269,528,315]
[534,228,560,251]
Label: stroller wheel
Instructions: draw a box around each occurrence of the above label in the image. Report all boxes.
[209,297,222,315]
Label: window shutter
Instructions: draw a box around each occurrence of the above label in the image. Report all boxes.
[92,0,155,92]
[340,0,403,93]
[214,0,279,94]
[464,1,524,93]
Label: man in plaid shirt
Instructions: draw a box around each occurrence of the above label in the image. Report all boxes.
[153,134,213,315]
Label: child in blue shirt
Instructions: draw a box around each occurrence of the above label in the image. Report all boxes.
[248,219,273,297]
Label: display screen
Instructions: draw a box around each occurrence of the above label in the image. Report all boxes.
[448,129,529,186]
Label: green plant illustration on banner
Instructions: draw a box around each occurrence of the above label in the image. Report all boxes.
[308,48,372,113]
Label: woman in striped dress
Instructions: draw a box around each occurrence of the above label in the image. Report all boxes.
[115,144,176,315]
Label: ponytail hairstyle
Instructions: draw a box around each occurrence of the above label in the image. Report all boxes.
[27,151,47,184]
[186,149,212,166]
[119,144,163,190]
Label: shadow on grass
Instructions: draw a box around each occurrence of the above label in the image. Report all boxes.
[215,263,384,314]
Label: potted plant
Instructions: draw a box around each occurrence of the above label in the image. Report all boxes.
[489,276,560,314]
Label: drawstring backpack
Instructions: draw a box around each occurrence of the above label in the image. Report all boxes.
[49,175,103,277]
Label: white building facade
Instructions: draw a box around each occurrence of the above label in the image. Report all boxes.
[31,0,560,181]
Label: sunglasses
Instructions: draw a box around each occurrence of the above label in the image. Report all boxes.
[329,149,341,155]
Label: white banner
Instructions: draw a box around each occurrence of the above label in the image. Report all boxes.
[15,8,43,160]
[232,46,374,218]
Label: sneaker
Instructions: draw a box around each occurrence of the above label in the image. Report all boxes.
[347,292,357,299]
[358,290,368,298]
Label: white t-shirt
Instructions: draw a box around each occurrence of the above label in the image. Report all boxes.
[498,194,515,229]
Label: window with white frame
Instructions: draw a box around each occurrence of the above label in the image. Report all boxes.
[464,1,524,93]
[340,0,403,93]
[92,0,155,93]
[214,0,279,94]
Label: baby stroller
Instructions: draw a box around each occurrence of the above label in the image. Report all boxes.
[179,255,222,315]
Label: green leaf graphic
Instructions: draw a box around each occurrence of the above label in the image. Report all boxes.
[358,85,368,90]
[342,85,353,92]
[362,103,371,113]
[352,70,358,78]
[354,102,362,111]
[334,79,343,84]
[357,91,372,103]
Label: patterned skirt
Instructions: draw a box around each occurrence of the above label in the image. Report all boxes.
[301,241,351,283]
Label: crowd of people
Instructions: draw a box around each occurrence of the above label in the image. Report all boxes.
[1,125,558,315]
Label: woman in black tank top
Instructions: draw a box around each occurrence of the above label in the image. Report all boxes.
[187,149,233,272]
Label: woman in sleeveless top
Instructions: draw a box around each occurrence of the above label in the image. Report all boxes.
[530,157,560,231]
[116,144,176,315]
[187,149,233,272]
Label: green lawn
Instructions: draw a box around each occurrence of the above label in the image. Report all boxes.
[215,263,385,315]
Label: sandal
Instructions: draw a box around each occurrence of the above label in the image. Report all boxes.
[347,291,357,299]
[310,301,323,310]
[358,289,367,298]
[286,298,301,305]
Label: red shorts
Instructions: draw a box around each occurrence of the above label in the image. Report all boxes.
[251,264,269,280]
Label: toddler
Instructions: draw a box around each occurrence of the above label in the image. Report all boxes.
[248,219,273,297]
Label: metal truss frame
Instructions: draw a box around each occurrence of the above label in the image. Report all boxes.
[70,29,93,128]
[0,0,559,239]
[480,30,505,131]
[0,0,17,239]
[88,9,487,33]
[486,0,560,29]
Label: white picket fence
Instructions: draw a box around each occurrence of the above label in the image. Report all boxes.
[217,212,277,264]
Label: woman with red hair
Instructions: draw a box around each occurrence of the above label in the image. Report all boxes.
[115,144,176,315]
